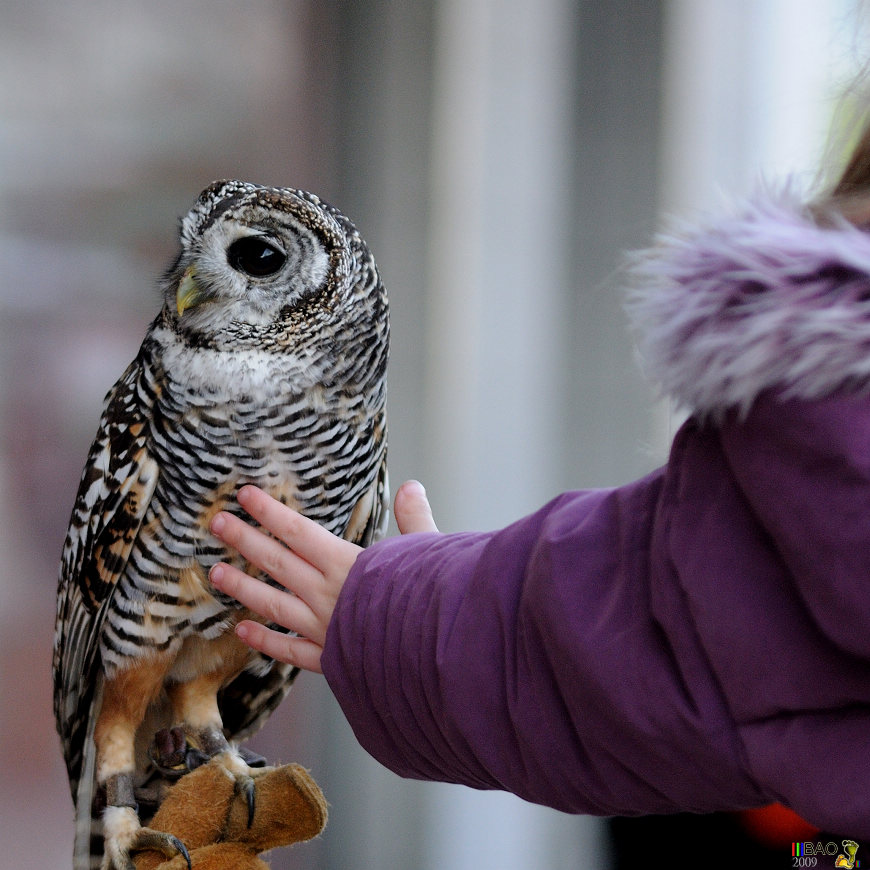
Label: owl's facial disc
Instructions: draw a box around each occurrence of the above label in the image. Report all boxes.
[175,234,288,316]
[172,212,331,331]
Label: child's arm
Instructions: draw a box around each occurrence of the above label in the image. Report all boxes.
[208,480,437,673]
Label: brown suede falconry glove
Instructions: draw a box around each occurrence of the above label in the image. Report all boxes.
[133,760,327,870]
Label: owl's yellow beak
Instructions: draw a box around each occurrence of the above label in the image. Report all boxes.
[176,266,207,316]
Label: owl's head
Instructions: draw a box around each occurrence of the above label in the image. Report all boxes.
[163,180,372,341]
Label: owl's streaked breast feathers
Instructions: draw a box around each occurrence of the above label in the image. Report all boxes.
[53,181,389,866]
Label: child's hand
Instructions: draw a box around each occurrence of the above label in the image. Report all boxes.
[209,480,437,673]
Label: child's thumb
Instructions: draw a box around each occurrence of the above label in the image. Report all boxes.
[394,480,439,534]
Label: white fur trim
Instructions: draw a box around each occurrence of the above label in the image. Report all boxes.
[626,190,870,417]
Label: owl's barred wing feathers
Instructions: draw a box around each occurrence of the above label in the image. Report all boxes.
[54,355,158,798]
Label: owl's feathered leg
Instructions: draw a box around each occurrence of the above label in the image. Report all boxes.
[164,631,267,827]
[94,658,192,870]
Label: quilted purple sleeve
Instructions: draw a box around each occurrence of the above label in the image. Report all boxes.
[321,480,768,816]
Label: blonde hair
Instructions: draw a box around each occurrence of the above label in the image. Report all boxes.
[806,117,870,225]
[820,61,870,222]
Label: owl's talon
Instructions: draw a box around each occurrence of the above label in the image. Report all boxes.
[238,745,268,768]
[131,828,191,870]
[234,773,257,827]
[102,805,191,870]
[184,745,210,771]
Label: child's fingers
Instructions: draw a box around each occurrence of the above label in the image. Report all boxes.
[237,485,360,572]
[210,509,322,595]
[209,562,323,643]
[235,620,324,674]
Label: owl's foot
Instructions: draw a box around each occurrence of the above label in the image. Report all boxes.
[148,727,267,780]
[148,727,209,779]
[215,748,266,828]
[100,805,191,870]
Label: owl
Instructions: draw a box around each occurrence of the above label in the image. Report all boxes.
[53,180,389,869]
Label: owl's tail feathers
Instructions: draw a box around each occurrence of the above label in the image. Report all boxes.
[73,680,102,870]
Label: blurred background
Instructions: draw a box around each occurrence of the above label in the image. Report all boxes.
[0,0,864,868]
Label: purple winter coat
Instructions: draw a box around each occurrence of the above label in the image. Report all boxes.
[321,193,870,838]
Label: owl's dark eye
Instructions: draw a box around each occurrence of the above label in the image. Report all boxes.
[227,236,286,277]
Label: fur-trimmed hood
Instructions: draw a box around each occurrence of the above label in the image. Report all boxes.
[627,190,870,418]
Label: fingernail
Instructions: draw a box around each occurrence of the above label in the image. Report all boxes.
[406,479,426,495]
[209,564,224,587]
[211,513,226,535]
[236,623,249,641]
